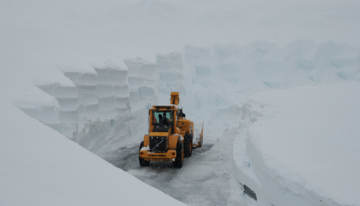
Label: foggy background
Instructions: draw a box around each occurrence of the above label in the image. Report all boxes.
[1,0,360,101]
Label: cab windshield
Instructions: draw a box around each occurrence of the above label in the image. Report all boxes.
[152,110,174,132]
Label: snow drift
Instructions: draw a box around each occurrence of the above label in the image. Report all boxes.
[236,83,360,206]
[0,100,184,206]
[15,41,360,206]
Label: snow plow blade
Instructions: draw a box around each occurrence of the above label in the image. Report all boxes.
[193,122,204,149]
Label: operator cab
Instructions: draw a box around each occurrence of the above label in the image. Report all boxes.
[152,110,174,132]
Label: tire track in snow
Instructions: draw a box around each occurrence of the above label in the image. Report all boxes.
[112,136,249,206]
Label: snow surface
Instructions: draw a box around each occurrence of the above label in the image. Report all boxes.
[2,0,360,205]
[245,83,360,205]
[12,42,360,206]
[0,100,184,206]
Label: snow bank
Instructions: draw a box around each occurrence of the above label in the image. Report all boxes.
[157,52,185,94]
[124,57,158,111]
[245,83,360,206]
[0,100,184,206]
[15,41,360,205]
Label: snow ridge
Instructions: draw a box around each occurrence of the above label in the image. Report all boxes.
[20,53,185,162]
[19,41,360,206]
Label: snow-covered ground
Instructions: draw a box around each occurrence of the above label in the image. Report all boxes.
[235,83,360,206]
[12,42,359,206]
[2,0,360,205]
[0,99,184,206]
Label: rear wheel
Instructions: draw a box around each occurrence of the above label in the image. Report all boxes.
[184,134,193,157]
[139,141,150,167]
[173,140,184,168]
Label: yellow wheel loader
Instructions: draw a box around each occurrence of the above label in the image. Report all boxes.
[139,92,204,168]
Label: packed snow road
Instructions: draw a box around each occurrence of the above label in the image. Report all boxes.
[112,135,255,206]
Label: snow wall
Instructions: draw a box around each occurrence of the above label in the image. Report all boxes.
[19,41,360,206]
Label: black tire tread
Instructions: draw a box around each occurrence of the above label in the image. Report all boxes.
[139,141,150,167]
[184,134,193,157]
[173,139,183,168]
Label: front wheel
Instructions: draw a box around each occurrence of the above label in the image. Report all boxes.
[173,140,184,168]
[139,141,150,167]
[184,134,193,157]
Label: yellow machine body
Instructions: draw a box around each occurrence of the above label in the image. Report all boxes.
[138,92,203,168]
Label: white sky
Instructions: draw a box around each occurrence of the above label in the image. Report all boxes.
[1,0,359,101]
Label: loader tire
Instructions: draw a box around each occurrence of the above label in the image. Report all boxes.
[184,134,193,157]
[139,141,150,167]
[173,140,184,168]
